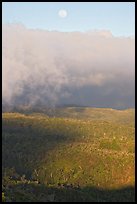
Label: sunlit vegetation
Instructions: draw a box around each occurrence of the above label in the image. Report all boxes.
[2,108,135,202]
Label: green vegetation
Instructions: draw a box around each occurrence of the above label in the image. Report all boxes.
[2,107,135,202]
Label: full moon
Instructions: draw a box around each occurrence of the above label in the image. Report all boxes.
[58,9,68,18]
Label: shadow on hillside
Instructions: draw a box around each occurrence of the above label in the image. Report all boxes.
[2,115,135,202]
[3,116,91,177]
[4,183,135,202]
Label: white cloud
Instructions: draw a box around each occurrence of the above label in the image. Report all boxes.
[2,24,135,108]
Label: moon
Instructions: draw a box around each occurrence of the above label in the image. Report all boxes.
[58,9,68,18]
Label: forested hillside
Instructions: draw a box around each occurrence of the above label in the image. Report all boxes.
[2,108,135,202]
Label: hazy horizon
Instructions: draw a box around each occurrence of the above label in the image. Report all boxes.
[2,3,135,109]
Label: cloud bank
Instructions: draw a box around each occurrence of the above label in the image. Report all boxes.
[2,24,135,109]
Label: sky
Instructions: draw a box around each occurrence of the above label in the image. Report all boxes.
[2,2,135,109]
[2,2,135,37]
